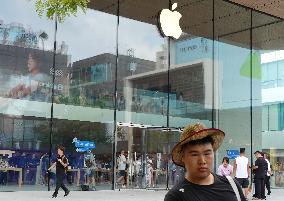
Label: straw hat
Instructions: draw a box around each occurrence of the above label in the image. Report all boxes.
[172,123,225,167]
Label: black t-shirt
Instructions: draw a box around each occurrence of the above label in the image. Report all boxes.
[56,155,68,173]
[254,157,268,179]
[164,174,246,201]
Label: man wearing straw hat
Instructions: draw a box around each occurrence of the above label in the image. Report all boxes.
[164,123,246,201]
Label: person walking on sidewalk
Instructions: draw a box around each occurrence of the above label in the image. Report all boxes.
[164,123,246,201]
[233,148,250,199]
[48,145,70,198]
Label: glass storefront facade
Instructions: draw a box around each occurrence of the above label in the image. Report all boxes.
[0,0,284,191]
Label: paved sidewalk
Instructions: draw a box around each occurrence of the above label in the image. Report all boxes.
[0,189,283,201]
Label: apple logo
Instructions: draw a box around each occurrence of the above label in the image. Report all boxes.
[157,3,182,39]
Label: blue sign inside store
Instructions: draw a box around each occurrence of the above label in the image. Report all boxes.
[226,150,240,159]
[72,137,96,152]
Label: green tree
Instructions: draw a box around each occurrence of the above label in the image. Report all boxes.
[35,0,90,23]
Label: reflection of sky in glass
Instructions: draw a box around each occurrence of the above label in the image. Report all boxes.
[118,17,164,61]
[0,0,164,63]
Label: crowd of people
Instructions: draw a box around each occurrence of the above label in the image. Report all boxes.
[0,149,176,189]
[0,122,277,201]
[216,148,272,200]
[0,150,112,187]
[115,150,172,189]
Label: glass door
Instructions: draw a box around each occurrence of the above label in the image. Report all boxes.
[115,124,182,190]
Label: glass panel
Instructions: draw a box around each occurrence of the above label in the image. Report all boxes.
[267,62,277,87]
[51,4,117,191]
[262,106,268,132]
[279,103,284,131]
[0,0,53,191]
[116,0,168,189]
[278,60,284,87]
[252,9,284,189]
[214,0,254,172]
[117,1,168,125]
[169,0,213,127]
[115,126,181,189]
[268,105,279,131]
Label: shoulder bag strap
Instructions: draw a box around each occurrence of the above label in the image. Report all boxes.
[226,176,241,201]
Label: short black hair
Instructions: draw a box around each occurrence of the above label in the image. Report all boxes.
[240,148,245,154]
[181,136,214,152]
[57,145,65,153]
[254,150,261,155]
[222,156,229,164]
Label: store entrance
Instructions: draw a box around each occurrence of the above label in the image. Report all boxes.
[116,124,184,190]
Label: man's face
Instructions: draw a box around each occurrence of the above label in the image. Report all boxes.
[254,153,260,158]
[182,143,214,180]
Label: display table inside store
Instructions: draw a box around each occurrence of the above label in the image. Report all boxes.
[0,167,23,187]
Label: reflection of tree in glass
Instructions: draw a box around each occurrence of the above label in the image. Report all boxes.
[117,127,127,141]
[1,27,9,45]
[39,31,48,51]
[14,32,38,48]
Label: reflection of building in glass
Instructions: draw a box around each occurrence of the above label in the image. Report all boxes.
[124,62,209,119]
[70,53,156,109]
[155,44,167,70]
